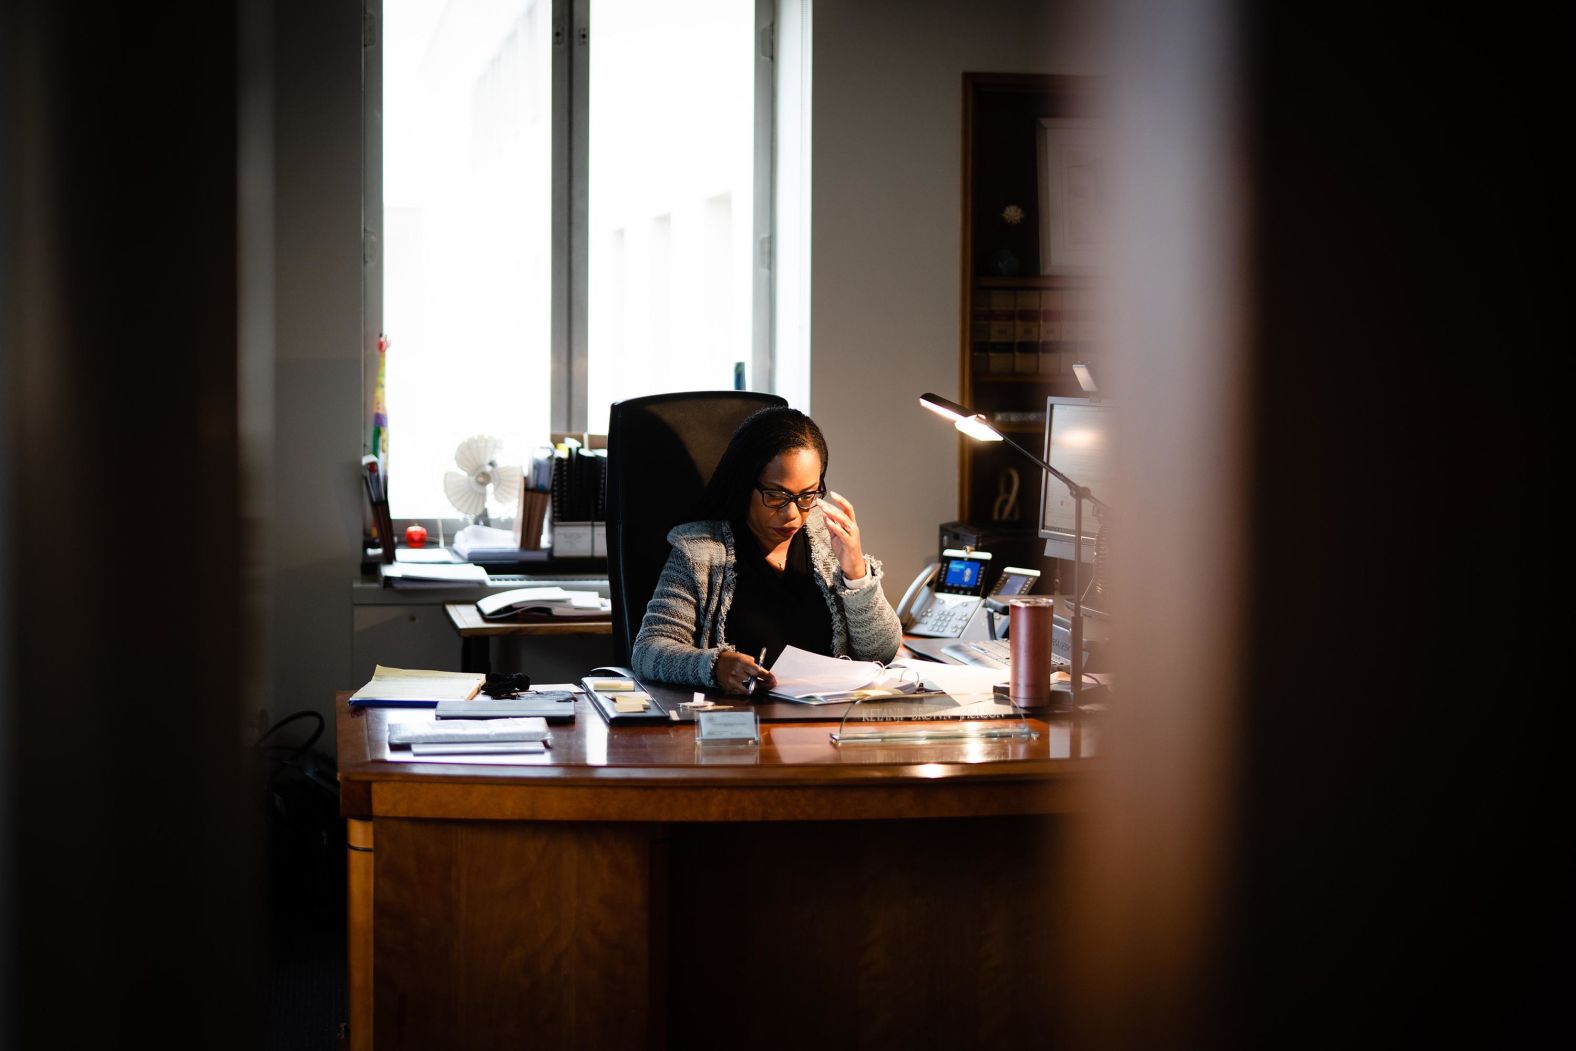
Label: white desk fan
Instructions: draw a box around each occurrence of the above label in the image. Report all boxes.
[443,435,523,527]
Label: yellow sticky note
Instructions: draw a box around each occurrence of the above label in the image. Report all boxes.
[611,692,650,713]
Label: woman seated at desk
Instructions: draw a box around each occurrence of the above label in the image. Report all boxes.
[631,407,903,694]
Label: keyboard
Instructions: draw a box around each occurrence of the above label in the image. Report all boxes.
[940,639,1011,669]
[940,638,1070,671]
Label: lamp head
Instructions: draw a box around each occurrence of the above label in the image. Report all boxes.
[918,393,1003,442]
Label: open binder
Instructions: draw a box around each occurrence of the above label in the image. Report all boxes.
[763,646,927,705]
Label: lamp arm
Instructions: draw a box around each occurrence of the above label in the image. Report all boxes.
[995,429,1103,709]
[993,432,1113,515]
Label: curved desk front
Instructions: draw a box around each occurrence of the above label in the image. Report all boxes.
[338,689,1098,1050]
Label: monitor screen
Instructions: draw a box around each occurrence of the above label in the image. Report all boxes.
[1038,396,1112,563]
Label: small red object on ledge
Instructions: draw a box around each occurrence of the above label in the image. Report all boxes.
[404,523,428,548]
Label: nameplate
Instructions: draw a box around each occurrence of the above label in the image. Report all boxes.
[695,710,760,745]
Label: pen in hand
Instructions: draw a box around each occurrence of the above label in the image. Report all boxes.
[742,646,769,694]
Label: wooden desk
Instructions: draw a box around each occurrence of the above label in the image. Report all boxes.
[339,689,1097,1050]
[443,602,612,673]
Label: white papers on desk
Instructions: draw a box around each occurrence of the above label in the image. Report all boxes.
[388,717,550,746]
[889,659,1003,700]
[435,692,577,719]
[453,523,517,561]
[888,659,1016,717]
[381,562,489,586]
[410,740,546,756]
[765,645,918,703]
[394,547,461,564]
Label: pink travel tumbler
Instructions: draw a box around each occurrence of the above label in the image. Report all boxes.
[1008,597,1056,707]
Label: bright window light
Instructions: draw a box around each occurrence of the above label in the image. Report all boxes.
[585,0,756,435]
[383,0,552,519]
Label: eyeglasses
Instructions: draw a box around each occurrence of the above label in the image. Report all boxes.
[755,484,826,511]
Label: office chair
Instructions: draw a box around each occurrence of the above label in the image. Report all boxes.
[606,390,787,664]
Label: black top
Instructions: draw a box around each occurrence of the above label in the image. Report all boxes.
[725,525,835,666]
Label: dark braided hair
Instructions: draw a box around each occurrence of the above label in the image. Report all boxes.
[699,407,828,524]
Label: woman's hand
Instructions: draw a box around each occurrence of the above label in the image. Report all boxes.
[714,650,776,695]
[819,491,866,579]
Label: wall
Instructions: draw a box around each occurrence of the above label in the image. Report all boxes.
[270,0,367,733]
[2,2,258,1036]
[808,0,1099,596]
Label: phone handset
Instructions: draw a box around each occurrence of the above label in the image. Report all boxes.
[895,562,941,629]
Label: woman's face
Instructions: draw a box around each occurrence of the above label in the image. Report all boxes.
[745,446,824,554]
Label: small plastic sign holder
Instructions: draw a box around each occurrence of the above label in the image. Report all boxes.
[695,710,761,745]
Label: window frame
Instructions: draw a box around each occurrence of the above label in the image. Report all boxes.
[362,0,779,534]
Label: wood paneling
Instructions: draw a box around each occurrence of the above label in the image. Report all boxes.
[347,820,375,1051]
[373,819,659,1049]
[668,816,1066,1049]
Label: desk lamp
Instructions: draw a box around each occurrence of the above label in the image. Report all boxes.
[918,393,1111,709]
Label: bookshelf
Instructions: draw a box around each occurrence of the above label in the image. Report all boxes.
[959,73,1098,585]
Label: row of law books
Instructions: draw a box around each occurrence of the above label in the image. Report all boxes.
[970,288,1098,377]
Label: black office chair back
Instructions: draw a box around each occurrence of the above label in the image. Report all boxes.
[606,390,787,664]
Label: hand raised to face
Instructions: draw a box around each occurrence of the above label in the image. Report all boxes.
[818,491,866,580]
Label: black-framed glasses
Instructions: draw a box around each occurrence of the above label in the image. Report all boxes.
[755,484,826,511]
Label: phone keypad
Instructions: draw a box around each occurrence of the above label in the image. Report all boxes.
[909,593,980,637]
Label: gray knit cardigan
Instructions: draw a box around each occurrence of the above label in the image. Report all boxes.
[630,507,904,688]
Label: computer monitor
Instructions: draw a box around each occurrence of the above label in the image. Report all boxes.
[1037,395,1112,564]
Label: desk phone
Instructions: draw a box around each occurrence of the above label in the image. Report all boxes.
[898,549,997,638]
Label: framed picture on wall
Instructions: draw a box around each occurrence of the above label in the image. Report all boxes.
[1036,118,1102,275]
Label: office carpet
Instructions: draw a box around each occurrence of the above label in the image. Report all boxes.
[265,919,347,1050]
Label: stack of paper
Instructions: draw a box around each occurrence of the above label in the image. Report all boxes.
[394,547,461,564]
[453,523,519,561]
[435,692,577,720]
[349,666,485,708]
[381,562,490,587]
[388,716,552,756]
[388,716,550,745]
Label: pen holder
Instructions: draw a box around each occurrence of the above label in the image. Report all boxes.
[1008,597,1056,708]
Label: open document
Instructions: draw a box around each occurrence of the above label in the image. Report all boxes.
[765,645,923,704]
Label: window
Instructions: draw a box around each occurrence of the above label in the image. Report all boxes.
[369,0,780,523]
